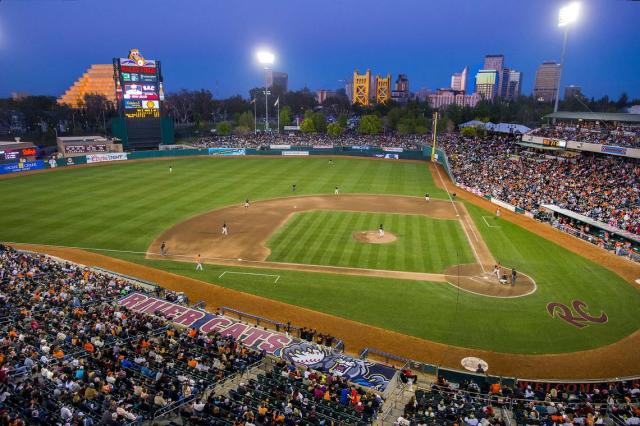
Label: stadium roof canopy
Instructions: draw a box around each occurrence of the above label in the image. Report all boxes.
[545,111,640,123]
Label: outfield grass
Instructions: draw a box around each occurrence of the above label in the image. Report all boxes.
[0,157,445,251]
[1,156,639,354]
[266,211,474,273]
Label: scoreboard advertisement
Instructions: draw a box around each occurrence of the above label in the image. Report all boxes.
[113,49,166,149]
[113,49,164,120]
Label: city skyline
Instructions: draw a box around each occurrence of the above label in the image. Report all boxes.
[0,0,639,100]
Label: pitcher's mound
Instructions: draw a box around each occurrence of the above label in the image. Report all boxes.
[353,231,397,244]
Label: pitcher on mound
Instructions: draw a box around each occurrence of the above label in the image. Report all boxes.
[379,224,384,238]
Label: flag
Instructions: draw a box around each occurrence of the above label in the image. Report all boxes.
[250,98,256,104]
[274,97,279,107]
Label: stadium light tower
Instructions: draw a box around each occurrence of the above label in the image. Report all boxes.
[554,2,581,115]
[257,50,275,132]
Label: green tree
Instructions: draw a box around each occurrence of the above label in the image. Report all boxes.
[460,126,477,137]
[237,111,254,130]
[300,118,316,133]
[216,121,233,136]
[337,114,348,129]
[327,122,342,137]
[358,115,382,135]
[311,112,327,133]
[279,106,292,130]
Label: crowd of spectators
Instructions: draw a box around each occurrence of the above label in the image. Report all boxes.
[442,136,640,236]
[190,134,425,150]
[0,244,264,425]
[529,123,640,148]
[513,380,640,425]
[397,378,508,426]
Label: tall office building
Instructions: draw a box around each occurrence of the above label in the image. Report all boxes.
[564,85,582,100]
[533,61,561,103]
[474,69,499,101]
[504,70,522,101]
[58,64,116,108]
[266,70,288,92]
[451,66,469,93]
[391,74,410,104]
[484,55,505,97]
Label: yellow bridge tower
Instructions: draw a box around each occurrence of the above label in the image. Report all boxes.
[352,69,371,106]
[375,74,391,104]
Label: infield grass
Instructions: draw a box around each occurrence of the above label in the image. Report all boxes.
[266,211,474,273]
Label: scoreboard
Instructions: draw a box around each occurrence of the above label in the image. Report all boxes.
[113,49,165,149]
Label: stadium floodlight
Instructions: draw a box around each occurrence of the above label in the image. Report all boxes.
[256,50,275,66]
[256,50,275,131]
[558,2,580,27]
[554,2,581,117]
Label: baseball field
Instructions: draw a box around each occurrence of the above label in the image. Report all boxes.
[1,156,639,378]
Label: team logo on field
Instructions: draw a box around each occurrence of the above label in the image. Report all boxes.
[546,300,608,328]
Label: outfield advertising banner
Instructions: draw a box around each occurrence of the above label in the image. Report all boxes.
[270,144,291,150]
[351,145,371,151]
[0,160,45,175]
[375,153,399,159]
[118,293,396,391]
[312,145,334,149]
[207,148,246,156]
[282,151,309,156]
[86,153,128,164]
[382,147,404,152]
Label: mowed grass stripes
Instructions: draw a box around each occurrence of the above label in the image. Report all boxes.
[266,211,474,273]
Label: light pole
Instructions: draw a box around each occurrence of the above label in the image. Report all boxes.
[554,2,581,115]
[257,50,275,132]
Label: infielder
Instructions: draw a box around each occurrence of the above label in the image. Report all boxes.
[334,186,340,195]
[495,207,501,218]
[378,224,384,238]
[425,192,430,202]
[222,223,228,236]
[160,241,166,256]
[195,254,203,271]
[244,199,250,208]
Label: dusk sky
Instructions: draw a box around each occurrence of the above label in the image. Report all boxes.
[0,0,639,100]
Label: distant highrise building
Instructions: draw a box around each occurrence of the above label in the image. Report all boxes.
[533,61,561,103]
[484,55,505,97]
[415,88,432,103]
[474,69,499,101]
[504,70,522,101]
[451,66,469,93]
[391,74,410,104]
[428,89,481,109]
[345,81,354,103]
[316,90,337,104]
[58,64,116,108]
[266,70,288,92]
[564,85,582,100]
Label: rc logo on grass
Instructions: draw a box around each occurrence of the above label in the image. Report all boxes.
[546,300,608,328]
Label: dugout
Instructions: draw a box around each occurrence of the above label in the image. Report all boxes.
[540,204,640,261]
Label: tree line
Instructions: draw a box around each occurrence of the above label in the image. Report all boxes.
[0,89,636,144]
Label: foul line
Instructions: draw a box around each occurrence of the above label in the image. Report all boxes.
[218,271,280,284]
[432,164,484,272]
[482,216,501,228]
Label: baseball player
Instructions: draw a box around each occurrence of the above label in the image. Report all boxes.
[222,222,228,236]
[334,186,339,195]
[493,264,501,280]
[244,199,250,208]
[195,254,203,271]
[495,207,501,218]
[329,159,334,165]
[425,192,430,202]
[160,241,166,256]
[292,183,297,192]
[378,223,384,238]
[169,165,173,174]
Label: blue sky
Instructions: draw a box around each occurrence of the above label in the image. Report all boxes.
[0,0,638,100]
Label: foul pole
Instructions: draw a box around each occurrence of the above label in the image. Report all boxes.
[431,111,439,161]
